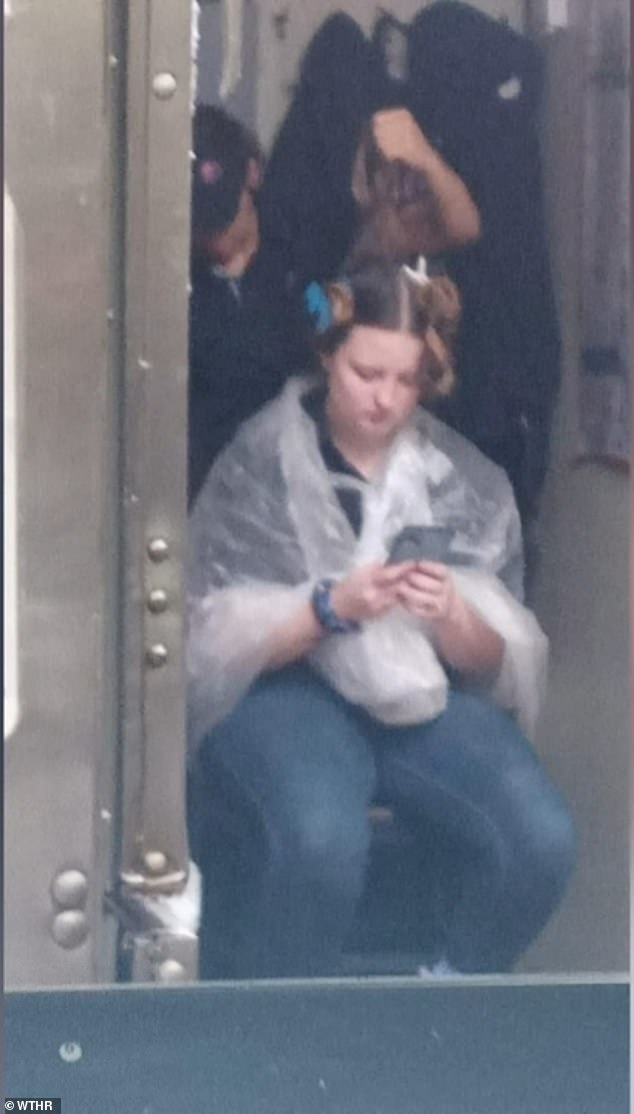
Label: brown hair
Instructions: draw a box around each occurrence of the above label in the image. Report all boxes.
[350,124,443,264]
[316,262,461,398]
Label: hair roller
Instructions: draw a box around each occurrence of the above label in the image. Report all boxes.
[412,277,435,316]
[429,275,461,330]
[424,324,455,398]
[326,282,355,328]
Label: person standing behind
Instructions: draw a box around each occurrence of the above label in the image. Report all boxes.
[188,105,310,506]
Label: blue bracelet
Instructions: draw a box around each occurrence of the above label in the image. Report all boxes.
[311,578,360,635]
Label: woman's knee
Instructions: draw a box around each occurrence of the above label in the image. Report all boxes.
[445,694,577,892]
[190,668,376,894]
[505,764,577,897]
[532,790,576,889]
[270,794,372,895]
[191,740,372,895]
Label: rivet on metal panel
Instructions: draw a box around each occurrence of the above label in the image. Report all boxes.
[59,1042,83,1064]
[147,537,170,562]
[147,588,169,614]
[146,643,168,668]
[144,850,168,874]
[51,910,89,949]
[156,958,187,983]
[152,72,178,99]
[51,869,88,910]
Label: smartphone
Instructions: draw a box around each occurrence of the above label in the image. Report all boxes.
[387,525,456,564]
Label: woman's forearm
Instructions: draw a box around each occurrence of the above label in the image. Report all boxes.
[371,109,481,249]
[412,138,481,249]
[261,563,409,673]
[262,600,324,672]
[432,594,504,679]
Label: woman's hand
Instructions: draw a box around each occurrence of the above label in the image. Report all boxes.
[371,108,435,173]
[369,108,481,251]
[397,561,504,679]
[395,561,458,622]
[263,563,413,673]
[330,561,415,625]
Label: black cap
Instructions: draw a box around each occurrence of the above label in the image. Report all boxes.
[191,105,260,235]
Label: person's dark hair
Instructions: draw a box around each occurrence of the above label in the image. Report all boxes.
[191,105,262,235]
[316,261,461,397]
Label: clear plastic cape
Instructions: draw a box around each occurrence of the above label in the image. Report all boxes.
[187,377,548,753]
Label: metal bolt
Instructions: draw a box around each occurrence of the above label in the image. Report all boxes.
[152,72,177,99]
[145,643,168,668]
[143,850,168,875]
[147,537,170,562]
[147,588,169,614]
[59,1042,83,1064]
[156,958,187,983]
[52,910,89,949]
[51,869,88,910]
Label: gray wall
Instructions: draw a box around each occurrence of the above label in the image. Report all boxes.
[519,24,629,973]
[196,0,259,124]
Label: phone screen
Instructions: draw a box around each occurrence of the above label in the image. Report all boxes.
[387,525,455,564]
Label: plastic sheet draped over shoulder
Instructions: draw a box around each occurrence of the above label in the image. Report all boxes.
[187,377,547,749]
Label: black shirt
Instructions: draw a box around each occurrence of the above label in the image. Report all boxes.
[301,386,366,536]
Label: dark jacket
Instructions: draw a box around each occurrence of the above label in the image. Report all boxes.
[188,253,309,506]
[257,12,392,289]
[405,1,561,518]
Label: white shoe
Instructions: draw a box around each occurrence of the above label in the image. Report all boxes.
[417,957,459,978]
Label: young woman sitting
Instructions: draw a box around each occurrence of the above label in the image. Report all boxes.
[186,261,575,979]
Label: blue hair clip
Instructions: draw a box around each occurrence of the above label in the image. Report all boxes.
[304,281,333,333]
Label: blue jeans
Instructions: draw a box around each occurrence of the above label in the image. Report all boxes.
[189,664,575,977]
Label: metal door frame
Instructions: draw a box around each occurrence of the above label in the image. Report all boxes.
[117,0,192,898]
[4,0,123,987]
[4,0,195,987]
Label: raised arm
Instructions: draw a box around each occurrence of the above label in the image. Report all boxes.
[369,108,481,251]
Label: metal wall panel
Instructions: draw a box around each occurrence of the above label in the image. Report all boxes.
[5,0,194,987]
[4,0,121,986]
[4,189,22,741]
